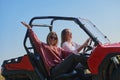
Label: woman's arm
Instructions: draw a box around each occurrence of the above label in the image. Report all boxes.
[21,21,42,48]
[21,22,31,29]
[77,38,90,52]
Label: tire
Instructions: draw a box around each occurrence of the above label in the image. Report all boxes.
[98,54,120,80]
[110,67,120,80]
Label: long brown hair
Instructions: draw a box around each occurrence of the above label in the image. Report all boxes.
[46,31,58,46]
[61,28,70,46]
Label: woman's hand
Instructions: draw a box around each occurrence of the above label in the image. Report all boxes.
[84,38,91,47]
[21,22,31,29]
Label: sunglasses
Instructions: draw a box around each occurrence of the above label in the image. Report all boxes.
[50,36,57,40]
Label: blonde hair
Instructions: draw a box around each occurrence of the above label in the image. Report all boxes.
[46,31,58,46]
[61,28,70,46]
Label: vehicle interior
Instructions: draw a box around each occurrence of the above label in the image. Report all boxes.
[24,16,93,80]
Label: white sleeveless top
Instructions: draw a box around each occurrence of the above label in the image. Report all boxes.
[62,41,81,53]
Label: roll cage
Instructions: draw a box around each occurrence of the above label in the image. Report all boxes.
[24,16,99,48]
[23,16,99,79]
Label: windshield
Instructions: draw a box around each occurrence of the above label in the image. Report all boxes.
[78,18,110,44]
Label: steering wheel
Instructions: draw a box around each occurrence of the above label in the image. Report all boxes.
[83,39,93,53]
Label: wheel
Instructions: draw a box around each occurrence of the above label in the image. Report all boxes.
[98,54,120,80]
[83,38,94,53]
[110,67,120,80]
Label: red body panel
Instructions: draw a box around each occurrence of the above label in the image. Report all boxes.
[5,55,34,71]
[88,42,120,74]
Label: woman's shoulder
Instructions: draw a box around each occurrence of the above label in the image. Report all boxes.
[62,41,69,45]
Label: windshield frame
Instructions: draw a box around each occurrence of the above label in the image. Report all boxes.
[77,18,110,44]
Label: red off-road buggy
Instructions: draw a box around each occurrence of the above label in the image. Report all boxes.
[1,16,120,80]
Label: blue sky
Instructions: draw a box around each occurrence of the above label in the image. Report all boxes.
[0,0,120,67]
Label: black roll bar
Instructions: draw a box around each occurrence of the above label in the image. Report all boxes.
[24,16,99,54]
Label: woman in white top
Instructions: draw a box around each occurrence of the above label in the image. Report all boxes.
[61,28,90,54]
